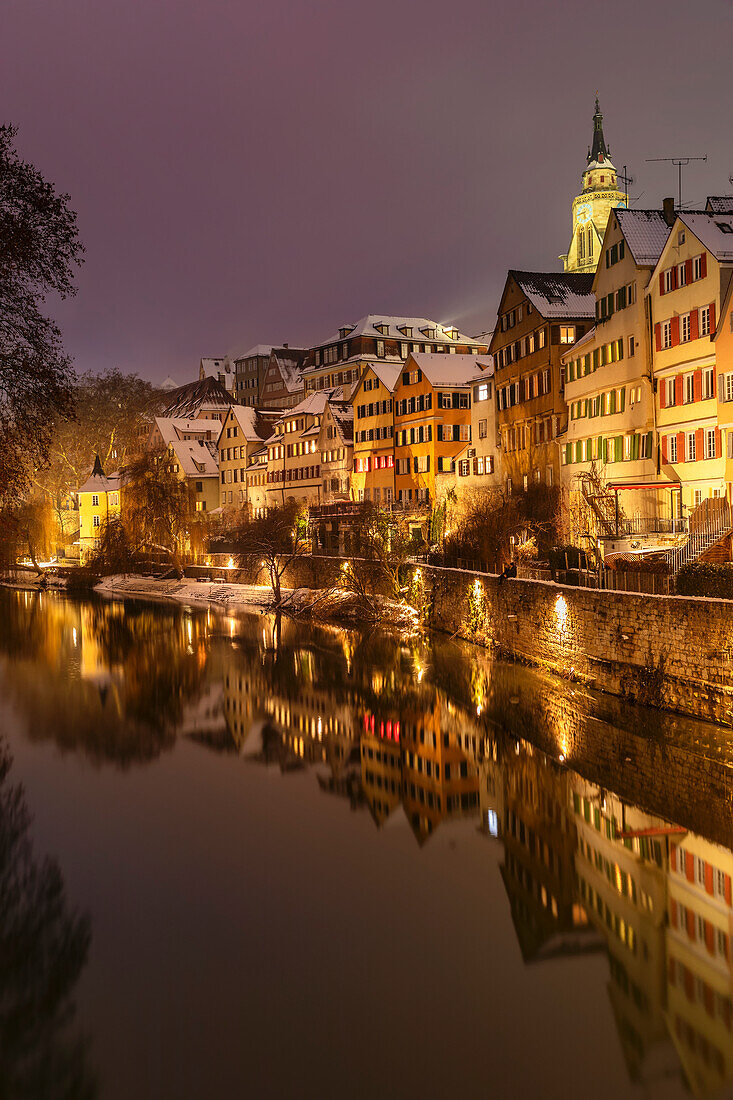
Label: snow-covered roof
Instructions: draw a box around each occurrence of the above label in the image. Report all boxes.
[509,271,596,318]
[78,469,126,494]
[168,438,219,478]
[364,362,403,392]
[225,405,278,444]
[678,212,733,261]
[267,348,307,394]
[328,401,354,444]
[407,353,493,388]
[312,314,483,348]
[154,417,221,447]
[284,390,337,418]
[706,196,733,214]
[614,209,671,266]
[230,343,277,361]
[160,376,234,418]
[160,375,178,391]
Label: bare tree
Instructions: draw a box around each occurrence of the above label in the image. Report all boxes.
[123,454,191,577]
[234,502,309,606]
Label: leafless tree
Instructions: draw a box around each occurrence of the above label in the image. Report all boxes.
[234,502,310,607]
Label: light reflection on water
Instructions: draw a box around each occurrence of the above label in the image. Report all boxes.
[0,587,732,1099]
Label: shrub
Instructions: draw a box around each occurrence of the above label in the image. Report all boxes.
[676,562,733,598]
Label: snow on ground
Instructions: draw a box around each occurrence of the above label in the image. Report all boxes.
[94,574,279,611]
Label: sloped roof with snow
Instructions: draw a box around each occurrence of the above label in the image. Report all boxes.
[615,210,671,266]
[362,361,403,392]
[327,401,354,444]
[706,197,733,213]
[510,272,595,318]
[229,343,278,361]
[678,212,733,261]
[154,417,221,447]
[407,353,493,388]
[226,405,279,443]
[284,390,338,419]
[78,469,126,495]
[168,438,219,478]
[313,314,483,348]
[160,376,234,418]
[266,348,307,394]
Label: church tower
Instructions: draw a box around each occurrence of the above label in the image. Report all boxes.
[560,98,627,272]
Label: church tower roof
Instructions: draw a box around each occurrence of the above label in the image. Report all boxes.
[588,96,609,164]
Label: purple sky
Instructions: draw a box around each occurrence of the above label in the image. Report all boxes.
[3,0,733,384]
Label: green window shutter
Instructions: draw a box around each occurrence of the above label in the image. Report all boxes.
[602,438,608,462]
[565,443,572,465]
[619,239,625,260]
[646,431,653,458]
[631,434,639,460]
[615,436,623,463]
[610,390,616,414]
[575,440,582,462]
[619,388,625,412]
[617,338,624,360]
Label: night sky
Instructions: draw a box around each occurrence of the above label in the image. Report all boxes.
[3,0,732,384]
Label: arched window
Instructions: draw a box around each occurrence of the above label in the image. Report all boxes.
[578,230,585,260]
[587,227,593,258]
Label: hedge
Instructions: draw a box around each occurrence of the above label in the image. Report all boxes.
[676,562,733,598]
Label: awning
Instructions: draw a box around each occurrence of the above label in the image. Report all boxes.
[606,481,682,492]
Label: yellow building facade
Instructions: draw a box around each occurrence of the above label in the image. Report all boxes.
[77,456,125,562]
[351,363,399,504]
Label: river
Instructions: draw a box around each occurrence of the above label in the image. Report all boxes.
[0,586,731,1099]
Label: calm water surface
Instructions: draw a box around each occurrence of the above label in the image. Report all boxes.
[1,587,733,1099]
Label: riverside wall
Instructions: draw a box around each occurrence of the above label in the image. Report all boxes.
[411,564,733,728]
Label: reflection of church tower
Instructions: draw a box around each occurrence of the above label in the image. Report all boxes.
[560,98,627,273]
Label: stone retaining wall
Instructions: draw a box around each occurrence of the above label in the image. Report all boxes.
[412,564,733,727]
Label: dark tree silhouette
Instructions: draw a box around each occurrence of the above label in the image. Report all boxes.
[0,124,83,506]
[0,739,95,1098]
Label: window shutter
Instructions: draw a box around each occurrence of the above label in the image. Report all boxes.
[716,428,722,458]
[685,258,693,284]
[691,309,699,340]
[662,435,668,463]
[694,370,702,402]
[551,325,560,344]
[660,380,666,409]
[610,390,616,414]
[615,436,623,462]
[700,252,707,278]
[696,427,704,459]
[710,301,717,333]
[719,373,726,402]
[619,388,626,412]
[671,316,679,345]
[675,375,683,405]
[602,438,607,463]
[654,323,661,351]
[677,431,685,462]
[659,271,666,296]
[672,265,678,290]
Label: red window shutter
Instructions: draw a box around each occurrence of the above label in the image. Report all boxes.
[671,843,676,870]
[705,985,715,1015]
[705,863,714,895]
[659,271,666,295]
[686,258,693,283]
[726,874,732,906]
[696,427,704,458]
[671,316,680,345]
[716,428,722,458]
[687,908,696,939]
[671,898,678,925]
[660,380,666,409]
[655,322,662,351]
[675,375,684,406]
[662,435,668,462]
[686,852,695,881]
[691,309,699,340]
[694,369,702,402]
[701,252,707,278]
[706,921,715,954]
[677,431,686,461]
[710,301,716,333]
[672,265,678,289]
[685,966,695,997]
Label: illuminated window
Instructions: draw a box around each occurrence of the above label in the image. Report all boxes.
[560,326,576,344]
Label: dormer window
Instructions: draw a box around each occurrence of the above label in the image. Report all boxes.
[420,327,436,339]
[398,325,412,338]
[338,326,354,339]
[375,322,389,335]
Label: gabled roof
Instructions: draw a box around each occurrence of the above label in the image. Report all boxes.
[224,405,279,444]
[508,272,596,318]
[78,456,127,495]
[266,348,307,394]
[153,417,221,447]
[326,400,354,444]
[406,353,493,388]
[614,209,671,266]
[706,197,733,214]
[160,376,234,418]
[229,343,278,361]
[283,389,337,419]
[312,314,482,348]
[168,437,219,478]
[357,361,403,393]
[677,212,733,261]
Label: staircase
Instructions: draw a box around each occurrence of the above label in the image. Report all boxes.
[664,497,733,575]
[579,468,630,538]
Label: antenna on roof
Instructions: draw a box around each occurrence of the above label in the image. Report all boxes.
[618,165,634,207]
[646,155,707,210]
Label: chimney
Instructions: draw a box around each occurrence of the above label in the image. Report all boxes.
[662,196,675,227]
[284,342,289,349]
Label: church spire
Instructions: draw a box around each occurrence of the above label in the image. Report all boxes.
[588,95,609,164]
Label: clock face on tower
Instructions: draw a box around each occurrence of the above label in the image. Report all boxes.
[575,202,592,226]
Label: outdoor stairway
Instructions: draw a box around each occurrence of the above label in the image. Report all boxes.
[663,498,733,576]
[579,469,630,538]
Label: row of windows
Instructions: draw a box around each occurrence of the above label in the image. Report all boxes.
[497,369,552,410]
[321,448,346,463]
[656,304,714,350]
[660,366,716,406]
[604,239,626,268]
[396,394,429,415]
[499,301,533,331]
[672,898,729,960]
[669,955,733,1029]
[355,426,393,443]
[494,326,549,368]
[566,337,633,382]
[266,466,320,483]
[659,251,707,295]
[596,281,636,324]
[457,456,495,477]
[502,417,557,452]
[663,429,720,463]
[672,845,731,902]
[562,432,653,466]
[577,875,637,954]
[569,386,629,419]
[354,456,394,473]
[395,456,431,475]
[356,399,393,418]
